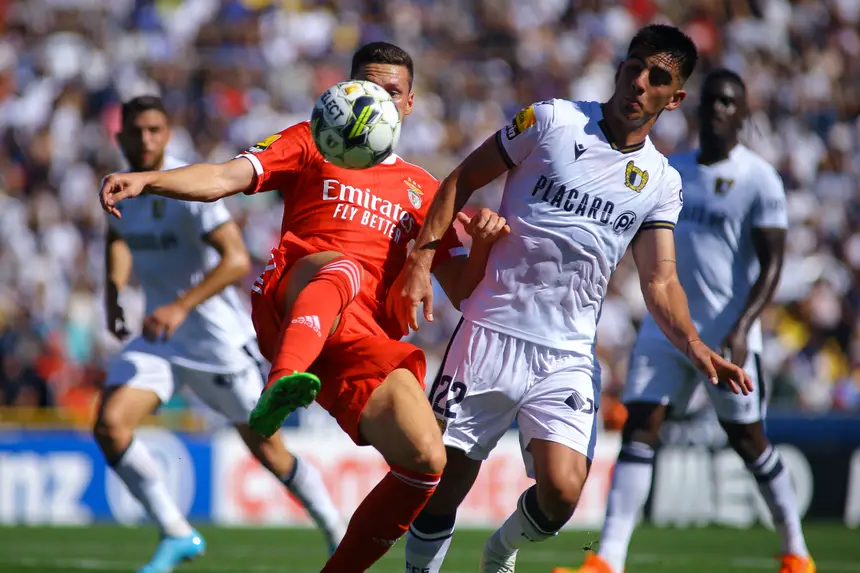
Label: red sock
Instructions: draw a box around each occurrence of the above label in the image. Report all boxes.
[268,257,361,387]
[321,466,441,573]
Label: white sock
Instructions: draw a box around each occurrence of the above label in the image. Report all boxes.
[746,445,808,557]
[486,486,558,557]
[282,456,345,553]
[598,442,655,573]
[110,439,193,538]
[405,512,457,573]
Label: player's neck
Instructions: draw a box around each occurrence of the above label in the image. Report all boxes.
[697,137,738,165]
[601,103,652,149]
[131,156,165,174]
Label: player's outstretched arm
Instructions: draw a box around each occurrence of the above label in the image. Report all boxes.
[632,228,753,395]
[100,158,256,218]
[104,226,132,340]
[142,221,251,342]
[396,136,511,331]
[432,209,511,310]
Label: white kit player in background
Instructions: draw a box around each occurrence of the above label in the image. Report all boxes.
[392,25,751,573]
[95,96,344,573]
[573,70,815,573]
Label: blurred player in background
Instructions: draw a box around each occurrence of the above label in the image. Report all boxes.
[394,25,751,573]
[558,69,814,573]
[96,96,344,573]
[99,44,510,573]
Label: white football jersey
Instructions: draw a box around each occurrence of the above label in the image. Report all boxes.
[460,100,683,354]
[637,144,788,352]
[108,156,256,371]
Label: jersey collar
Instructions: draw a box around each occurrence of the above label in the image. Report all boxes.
[597,104,647,154]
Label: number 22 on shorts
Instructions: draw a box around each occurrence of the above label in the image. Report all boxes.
[428,375,466,419]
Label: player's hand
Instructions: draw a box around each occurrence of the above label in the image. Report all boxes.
[100,172,150,218]
[143,302,189,343]
[686,339,753,395]
[457,209,510,249]
[390,256,435,333]
[722,327,749,368]
[106,301,130,341]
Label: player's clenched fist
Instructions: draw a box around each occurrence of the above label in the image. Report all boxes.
[100,172,151,218]
[456,208,511,248]
[685,338,754,395]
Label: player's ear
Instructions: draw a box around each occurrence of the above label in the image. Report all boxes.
[403,91,414,117]
[664,89,686,112]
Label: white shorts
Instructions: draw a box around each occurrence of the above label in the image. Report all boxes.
[431,320,599,477]
[105,336,265,423]
[623,334,766,424]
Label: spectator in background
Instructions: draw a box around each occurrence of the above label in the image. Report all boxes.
[0,0,858,424]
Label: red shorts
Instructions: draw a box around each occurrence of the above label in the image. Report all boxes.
[250,233,427,445]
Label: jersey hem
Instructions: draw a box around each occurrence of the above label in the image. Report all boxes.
[640,220,676,230]
[494,130,516,169]
[237,152,263,175]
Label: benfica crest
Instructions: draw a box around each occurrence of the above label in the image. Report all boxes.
[405,177,424,209]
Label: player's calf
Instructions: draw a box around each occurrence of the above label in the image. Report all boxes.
[406,447,483,573]
[721,420,810,561]
[321,369,445,572]
[595,402,666,573]
[485,440,588,566]
[235,424,345,555]
[94,386,194,542]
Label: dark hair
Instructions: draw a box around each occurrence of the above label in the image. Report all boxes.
[350,42,414,88]
[703,67,746,94]
[121,95,168,126]
[627,24,698,84]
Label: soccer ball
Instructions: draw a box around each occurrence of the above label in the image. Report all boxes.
[310,80,402,169]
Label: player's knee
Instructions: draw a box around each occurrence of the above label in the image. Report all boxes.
[408,433,447,475]
[93,408,133,452]
[537,464,588,523]
[722,420,768,463]
[621,402,664,447]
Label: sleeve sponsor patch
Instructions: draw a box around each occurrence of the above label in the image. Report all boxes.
[248,134,281,154]
[504,105,536,140]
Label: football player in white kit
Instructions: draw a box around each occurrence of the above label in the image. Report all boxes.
[393,25,752,573]
[558,70,815,573]
[95,96,344,573]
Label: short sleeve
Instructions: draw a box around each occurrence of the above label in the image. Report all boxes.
[187,199,232,237]
[750,166,788,229]
[495,101,556,168]
[430,226,468,271]
[236,122,313,195]
[640,167,683,231]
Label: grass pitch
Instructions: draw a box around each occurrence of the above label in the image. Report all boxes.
[0,523,856,572]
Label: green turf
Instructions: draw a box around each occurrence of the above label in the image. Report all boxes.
[0,524,856,572]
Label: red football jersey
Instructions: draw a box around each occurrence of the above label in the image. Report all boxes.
[238,121,466,296]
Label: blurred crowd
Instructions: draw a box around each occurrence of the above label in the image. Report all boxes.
[0,0,858,427]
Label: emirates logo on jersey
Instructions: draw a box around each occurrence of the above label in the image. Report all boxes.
[322,178,417,244]
[405,177,423,209]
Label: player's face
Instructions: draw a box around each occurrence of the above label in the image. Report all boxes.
[117,109,171,172]
[357,63,414,120]
[698,78,746,141]
[612,51,686,125]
